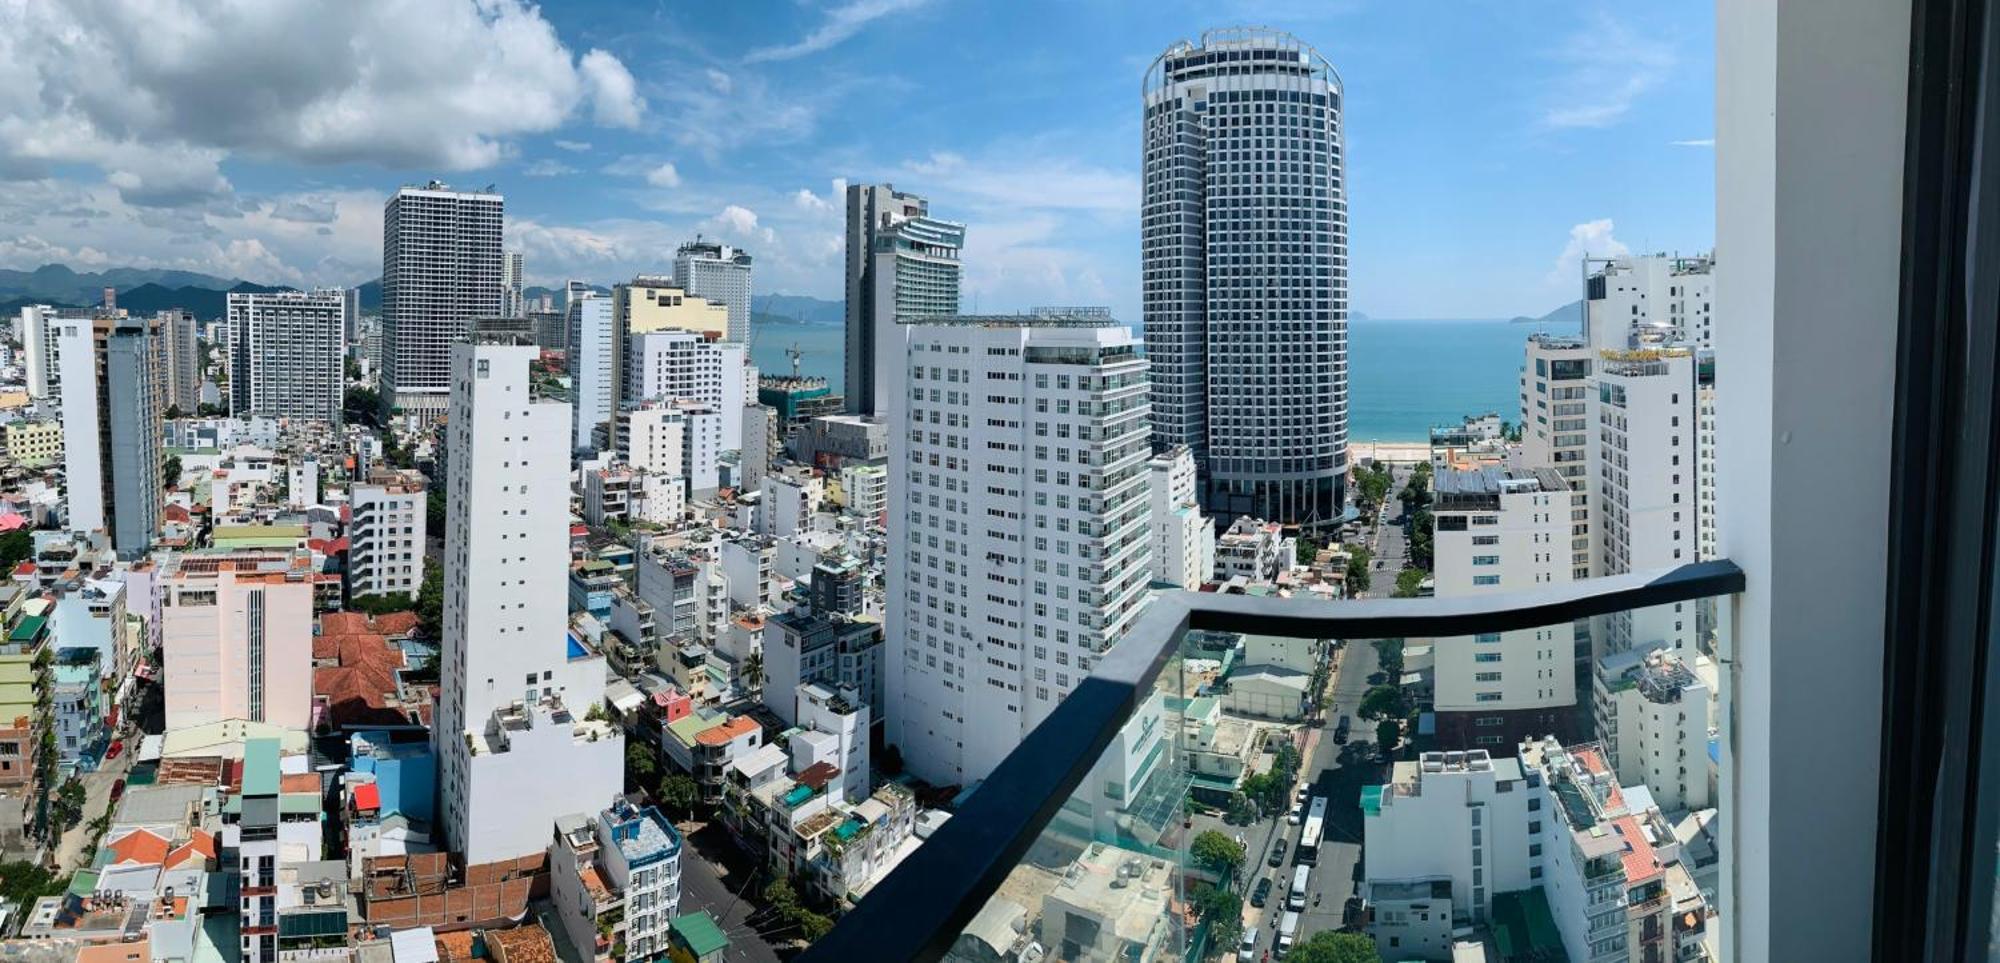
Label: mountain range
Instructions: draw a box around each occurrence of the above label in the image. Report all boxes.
[1509,298,1584,328]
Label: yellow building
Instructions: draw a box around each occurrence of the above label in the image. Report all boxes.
[4,421,62,468]
[615,276,730,339]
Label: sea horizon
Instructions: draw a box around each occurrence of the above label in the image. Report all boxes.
[750,315,1582,445]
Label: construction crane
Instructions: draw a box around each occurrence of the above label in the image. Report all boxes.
[787,342,804,378]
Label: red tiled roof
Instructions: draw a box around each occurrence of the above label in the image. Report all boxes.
[1613,815,1663,885]
[796,761,840,790]
[352,782,381,812]
[163,504,192,524]
[165,829,216,869]
[11,562,32,576]
[695,716,760,747]
[108,828,171,866]
[281,772,320,793]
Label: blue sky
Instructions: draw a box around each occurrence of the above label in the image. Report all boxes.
[0,0,1713,319]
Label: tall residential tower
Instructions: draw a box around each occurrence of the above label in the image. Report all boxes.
[843,184,964,418]
[381,182,504,415]
[1142,28,1349,528]
[226,289,347,424]
[673,240,754,344]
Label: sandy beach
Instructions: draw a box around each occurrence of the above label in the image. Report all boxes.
[1349,440,1431,464]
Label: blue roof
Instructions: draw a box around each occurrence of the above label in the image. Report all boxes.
[243,738,281,796]
[606,803,681,868]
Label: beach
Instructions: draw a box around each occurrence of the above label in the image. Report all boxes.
[1349,440,1431,464]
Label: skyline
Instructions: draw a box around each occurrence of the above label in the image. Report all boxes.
[0,0,1713,321]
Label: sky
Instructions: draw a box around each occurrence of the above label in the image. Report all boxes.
[0,0,1714,320]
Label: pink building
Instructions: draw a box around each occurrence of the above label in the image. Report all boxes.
[161,556,316,731]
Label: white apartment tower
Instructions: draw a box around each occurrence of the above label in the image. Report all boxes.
[381,182,504,414]
[350,468,428,599]
[1363,749,1544,928]
[501,250,525,318]
[624,329,751,449]
[568,294,615,452]
[673,240,754,344]
[1593,646,1713,813]
[59,316,162,558]
[226,289,347,424]
[886,314,1153,786]
[1148,445,1215,590]
[1584,254,1716,352]
[435,337,622,866]
[1429,468,1579,749]
[1143,29,1349,528]
[1594,350,1699,656]
[19,305,62,400]
[1518,334,1595,579]
[843,184,964,418]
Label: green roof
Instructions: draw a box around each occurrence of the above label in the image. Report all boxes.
[1360,784,1384,817]
[243,738,281,796]
[670,911,729,956]
[8,615,46,643]
[279,794,322,815]
[1491,888,1564,961]
[211,525,306,548]
[66,870,100,899]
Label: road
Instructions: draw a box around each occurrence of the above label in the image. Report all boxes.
[54,746,138,871]
[1235,637,1387,960]
[1366,465,1413,597]
[675,823,784,963]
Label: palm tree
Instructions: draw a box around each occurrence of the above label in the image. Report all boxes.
[743,651,765,693]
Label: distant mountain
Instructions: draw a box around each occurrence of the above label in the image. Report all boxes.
[0,263,243,308]
[1351,310,1371,322]
[1510,298,1584,328]
[752,294,843,325]
[357,279,381,312]
[117,281,289,318]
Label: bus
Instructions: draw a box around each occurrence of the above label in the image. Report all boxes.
[1297,795,1327,864]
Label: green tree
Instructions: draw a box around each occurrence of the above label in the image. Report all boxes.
[1376,719,1402,754]
[625,741,659,791]
[162,454,183,490]
[1344,545,1373,594]
[343,387,382,428]
[1393,568,1427,598]
[742,651,765,693]
[1407,509,1435,570]
[1190,829,1246,876]
[164,404,185,420]
[1289,931,1382,963]
[1358,684,1405,721]
[347,592,416,615]
[426,489,447,538]
[0,530,32,571]
[0,860,65,912]
[1295,536,1317,566]
[415,561,444,640]
[657,773,699,821]
[1196,883,1243,953]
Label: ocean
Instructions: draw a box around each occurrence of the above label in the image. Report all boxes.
[749,317,1576,443]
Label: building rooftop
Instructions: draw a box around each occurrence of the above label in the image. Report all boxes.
[242,738,281,796]
[603,800,681,867]
[1436,466,1569,498]
[670,911,729,956]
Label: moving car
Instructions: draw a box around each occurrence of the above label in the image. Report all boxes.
[1239,926,1259,962]
[1334,715,1352,744]
[1288,865,1310,911]
[1251,877,1274,908]
[1276,911,1301,958]
[1268,839,1288,867]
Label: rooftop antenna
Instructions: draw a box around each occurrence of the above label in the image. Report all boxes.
[787,343,804,379]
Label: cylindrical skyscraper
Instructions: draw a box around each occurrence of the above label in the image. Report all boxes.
[1143,27,1348,528]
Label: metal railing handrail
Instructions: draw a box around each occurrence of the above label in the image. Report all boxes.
[800,559,1744,963]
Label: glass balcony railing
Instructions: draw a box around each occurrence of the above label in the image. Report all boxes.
[801,560,1743,962]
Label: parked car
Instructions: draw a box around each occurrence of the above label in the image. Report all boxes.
[1286,803,1303,826]
[1342,896,1366,930]
[1239,926,1260,962]
[106,739,124,760]
[1333,715,1352,744]
[1251,877,1274,908]
[1268,839,1288,867]
[109,778,125,801]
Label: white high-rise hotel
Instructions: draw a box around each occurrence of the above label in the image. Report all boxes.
[1143,28,1349,528]
[434,337,621,866]
[673,240,754,344]
[885,315,1154,786]
[225,289,347,424]
[381,182,504,414]
[843,184,964,418]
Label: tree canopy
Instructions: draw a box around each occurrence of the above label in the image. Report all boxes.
[1289,931,1382,963]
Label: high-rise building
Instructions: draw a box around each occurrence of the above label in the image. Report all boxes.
[155,309,200,415]
[19,305,64,400]
[1142,28,1349,528]
[1148,446,1215,590]
[885,314,1152,786]
[623,328,751,451]
[673,240,753,344]
[343,286,362,343]
[1593,645,1714,812]
[1429,467,1580,749]
[58,315,162,557]
[605,276,731,451]
[843,184,963,418]
[381,182,504,415]
[434,337,622,866]
[501,250,525,318]
[226,290,346,424]
[1593,349,1699,656]
[350,467,427,600]
[568,294,614,453]
[1583,254,1716,352]
[161,561,314,731]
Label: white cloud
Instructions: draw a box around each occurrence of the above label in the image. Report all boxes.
[897,151,1136,213]
[523,159,578,177]
[744,0,931,63]
[553,139,592,152]
[705,69,734,94]
[1670,138,1715,148]
[707,205,761,235]
[0,0,646,206]
[580,49,647,128]
[645,163,683,188]
[1549,219,1629,284]
[1539,13,1676,129]
[792,188,833,213]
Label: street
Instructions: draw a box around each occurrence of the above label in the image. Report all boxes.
[1234,635,1386,960]
[1367,465,1413,590]
[674,822,783,963]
